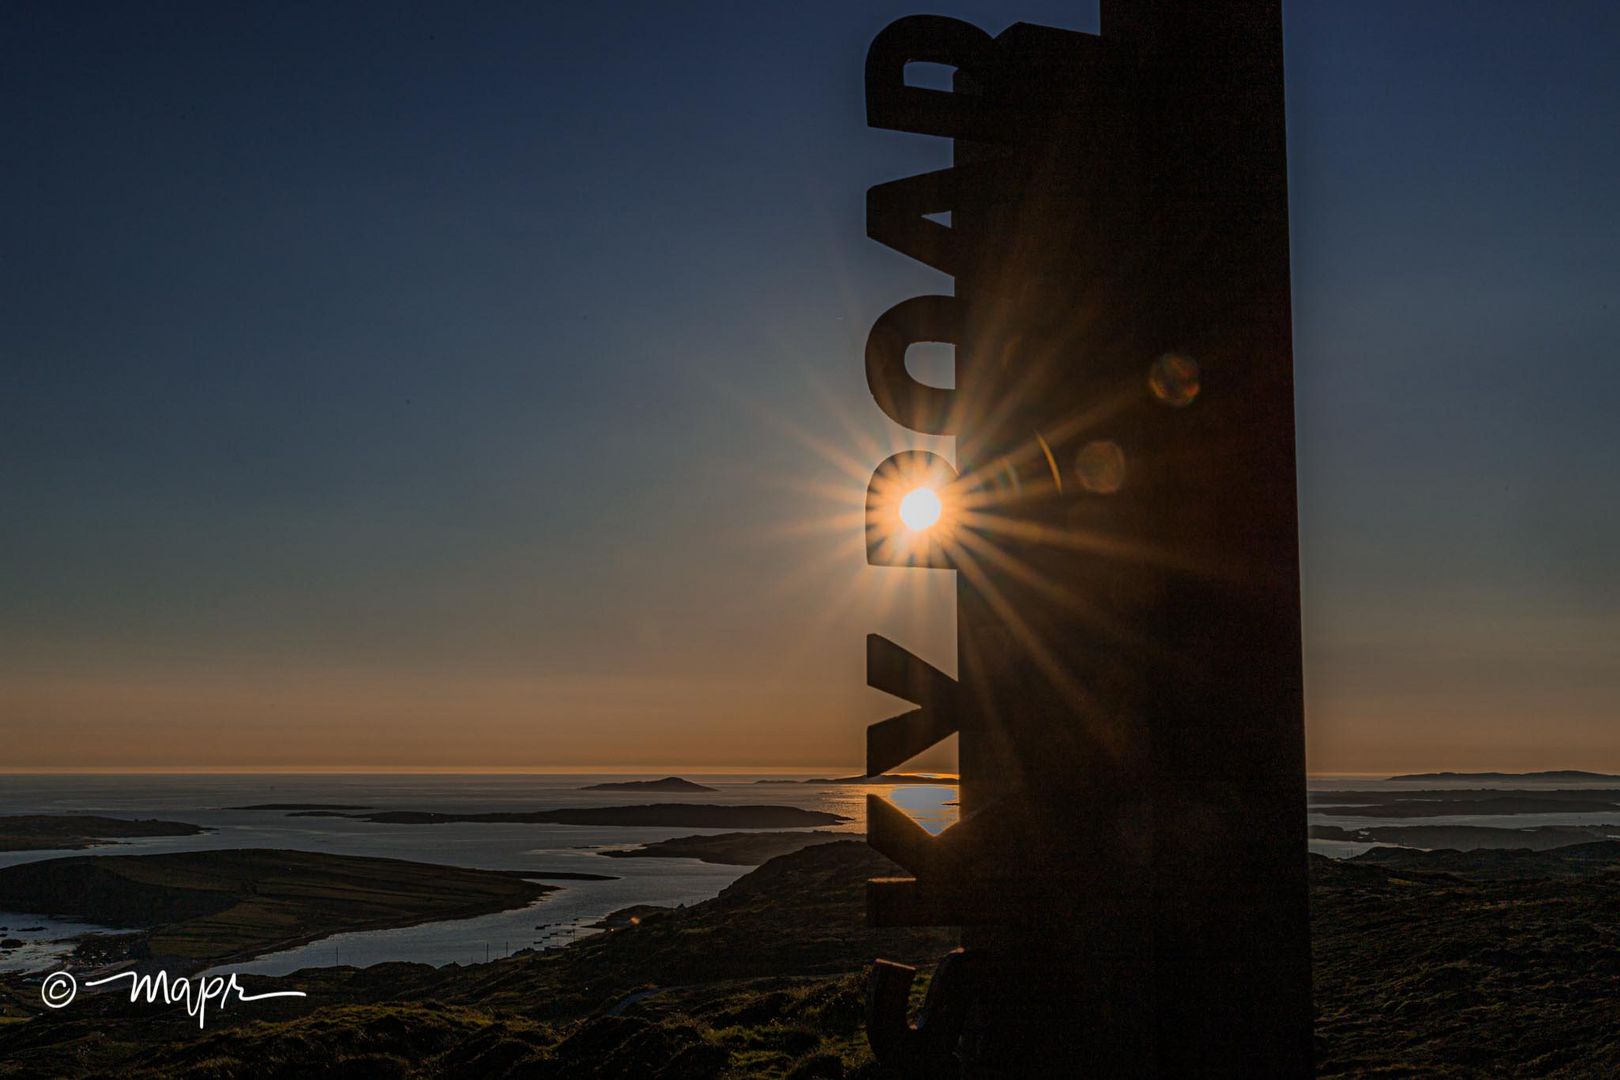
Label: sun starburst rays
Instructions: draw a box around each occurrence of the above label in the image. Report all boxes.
[719,353,1176,710]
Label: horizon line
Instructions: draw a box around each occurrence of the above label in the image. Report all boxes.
[1,766,1590,779]
[0,764,883,777]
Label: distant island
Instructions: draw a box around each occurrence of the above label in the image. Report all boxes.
[600,830,846,865]
[1312,823,1620,851]
[1317,794,1620,818]
[0,848,555,969]
[1311,788,1620,816]
[294,803,847,829]
[227,803,373,811]
[578,777,716,793]
[0,815,207,853]
[1387,770,1620,782]
[754,773,956,786]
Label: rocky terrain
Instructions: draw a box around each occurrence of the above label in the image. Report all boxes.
[6,841,1620,1076]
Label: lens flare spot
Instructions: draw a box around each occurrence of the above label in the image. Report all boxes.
[898,486,943,531]
[1149,352,1200,407]
[1075,440,1126,494]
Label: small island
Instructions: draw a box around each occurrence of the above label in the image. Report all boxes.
[1386,770,1620,783]
[578,777,717,793]
[0,848,556,969]
[600,830,846,865]
[1315,794,1620,817]
[308,804,847,829]
[227,803,373,811]
[1312,823,1620,851]
[0,815,207,853]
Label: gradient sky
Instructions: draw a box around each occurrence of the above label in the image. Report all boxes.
[3,2,1617,772]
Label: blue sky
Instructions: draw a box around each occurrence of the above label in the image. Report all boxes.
[3,2,1617,770]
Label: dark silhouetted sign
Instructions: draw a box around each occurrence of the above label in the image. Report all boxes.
[859,3,1312,1075]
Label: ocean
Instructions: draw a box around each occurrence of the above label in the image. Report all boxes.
[0,772,956,975]
[7,772,1617,977]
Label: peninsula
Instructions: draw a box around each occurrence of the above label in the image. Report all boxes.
[0,815,206,853]
[0,848,555,968]
[600,830,846,865]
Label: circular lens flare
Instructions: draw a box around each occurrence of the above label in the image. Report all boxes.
[898,486,943,531]
[1149,352,1200,407]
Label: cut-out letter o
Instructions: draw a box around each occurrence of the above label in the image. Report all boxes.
[865,295,959,436]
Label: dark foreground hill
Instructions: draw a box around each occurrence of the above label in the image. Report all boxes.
[1315,845,1620,1076]
[0,841,946,1078]
[7,841,1620,1077]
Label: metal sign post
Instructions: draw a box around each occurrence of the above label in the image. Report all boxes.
[859,3,1311,1076]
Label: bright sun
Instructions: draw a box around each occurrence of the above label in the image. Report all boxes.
[897,486,943,532]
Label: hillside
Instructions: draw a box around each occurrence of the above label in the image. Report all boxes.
[8,842,1620,1076]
